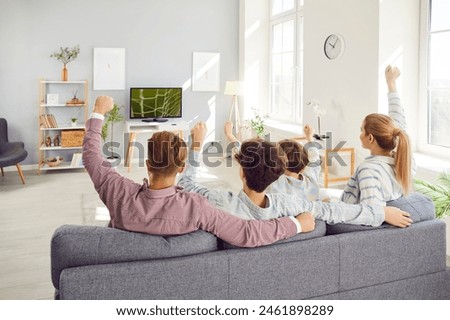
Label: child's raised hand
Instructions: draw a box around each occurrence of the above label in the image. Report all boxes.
[224,121,234,135]
[191,121,207,151]
[385,65,401,83]
[303,124,314,141]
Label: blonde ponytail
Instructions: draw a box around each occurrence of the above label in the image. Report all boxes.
[394,130,412,195]
[364,113,412,195]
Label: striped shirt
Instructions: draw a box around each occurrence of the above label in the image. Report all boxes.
[340,92,412,206]
[267,146,321,201]
[178,151,385,227]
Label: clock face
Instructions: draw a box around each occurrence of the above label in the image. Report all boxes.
[324,34,344,60]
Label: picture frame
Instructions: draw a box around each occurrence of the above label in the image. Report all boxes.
[46,93,59,105]
[192,52,220,92]
[93,48,126,90]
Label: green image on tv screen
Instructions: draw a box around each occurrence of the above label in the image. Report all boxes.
[130,88,182,118]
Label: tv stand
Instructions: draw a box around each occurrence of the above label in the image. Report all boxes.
[142,118,168,123]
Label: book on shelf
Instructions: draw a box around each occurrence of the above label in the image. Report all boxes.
[40,114,58,128]
[70,152,83,167]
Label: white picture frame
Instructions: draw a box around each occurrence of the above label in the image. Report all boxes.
[192,52,220,92]
[93,48,126,90]
[46,93,59,105]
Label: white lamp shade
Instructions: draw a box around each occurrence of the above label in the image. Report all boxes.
[224,81,244,96]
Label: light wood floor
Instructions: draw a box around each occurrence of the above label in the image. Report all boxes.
[0,161,449,299]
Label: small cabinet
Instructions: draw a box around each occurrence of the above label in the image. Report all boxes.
[38,80,88,173]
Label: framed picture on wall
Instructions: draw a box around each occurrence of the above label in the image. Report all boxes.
[192,52,220,92]
[93,48,126,90]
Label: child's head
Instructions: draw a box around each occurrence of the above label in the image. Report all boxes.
[234,139,286,193]
[361,113,411,194]
[277,139,309,174]
[146,131,187,178]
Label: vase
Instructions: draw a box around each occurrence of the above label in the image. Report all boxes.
[62,64,68,81]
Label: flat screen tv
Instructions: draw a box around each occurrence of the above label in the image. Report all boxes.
[129,87,182,122]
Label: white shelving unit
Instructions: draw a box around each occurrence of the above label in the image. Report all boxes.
[38,80,88,174]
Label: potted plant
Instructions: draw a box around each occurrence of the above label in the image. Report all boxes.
[71,117,78,127]
[249,109,265,138]
[101,104,124,159]
[50,45,80,81]
[414,172,450,219]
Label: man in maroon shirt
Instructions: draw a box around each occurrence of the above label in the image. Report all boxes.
[82,96,315,247]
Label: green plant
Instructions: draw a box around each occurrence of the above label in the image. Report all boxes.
[50,45,80,65]
[71,117,77,123]
[414,172,450,219]
[101,104,125,158]
[249,109,265,138]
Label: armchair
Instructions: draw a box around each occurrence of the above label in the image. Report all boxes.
[0,118,28,184]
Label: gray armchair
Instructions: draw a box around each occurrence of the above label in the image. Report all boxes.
[0,118,28,184]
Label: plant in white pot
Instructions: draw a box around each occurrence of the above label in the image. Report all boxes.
[71,117,78,127]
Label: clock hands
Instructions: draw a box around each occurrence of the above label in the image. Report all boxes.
[328,37,339,49]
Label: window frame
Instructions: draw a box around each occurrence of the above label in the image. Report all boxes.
[268,0,304,124]
[418,0,450,159]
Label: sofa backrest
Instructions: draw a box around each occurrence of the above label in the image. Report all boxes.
[51,225,218,289]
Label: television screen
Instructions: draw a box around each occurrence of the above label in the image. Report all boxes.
[129,87,182,119]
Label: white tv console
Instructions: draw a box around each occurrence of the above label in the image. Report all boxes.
[125,119,189,171]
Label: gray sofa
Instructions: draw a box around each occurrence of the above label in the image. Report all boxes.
[51,193,450,300]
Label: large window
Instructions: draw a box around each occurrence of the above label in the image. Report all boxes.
[269,0,303,123]
[423,0,450,152]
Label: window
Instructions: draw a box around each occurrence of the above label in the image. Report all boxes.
[421,0,450,155]
[269,0,303,123]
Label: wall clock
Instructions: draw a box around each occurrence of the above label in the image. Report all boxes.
[324,34,345,60]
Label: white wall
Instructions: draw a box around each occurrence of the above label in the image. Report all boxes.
[303,0,380,165]
[239,0,270,121]
[379,0,420,150]
[0,0,239,165]
[304,0,420,164]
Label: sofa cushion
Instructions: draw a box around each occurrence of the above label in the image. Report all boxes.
[336,220,447,292]
[221,219,327,249]
[51,225,218,289]
[226,234,340,299]
[326,192,435,235]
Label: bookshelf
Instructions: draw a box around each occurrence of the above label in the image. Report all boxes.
[38,79,88,174]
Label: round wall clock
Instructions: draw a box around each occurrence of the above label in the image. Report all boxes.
[324,34,345,60]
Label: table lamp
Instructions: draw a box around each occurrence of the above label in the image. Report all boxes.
[224,81,244,141]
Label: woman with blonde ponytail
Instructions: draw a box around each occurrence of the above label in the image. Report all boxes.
[341,65,413,206]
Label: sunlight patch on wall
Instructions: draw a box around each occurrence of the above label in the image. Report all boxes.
[245,20,261,39]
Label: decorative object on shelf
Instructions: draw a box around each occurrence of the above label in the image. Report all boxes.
[46,156,63,167]
[414,172,450,219]
[71,117,78,127]
[53,135,60,147]
[101,104,124,159]
[224,81,244,141]
[50,45,80,81]
[46,93,59,106]
[45,136,52,147]
[306,99,329,140]
[61,130,85,147]
[324,34,345,60]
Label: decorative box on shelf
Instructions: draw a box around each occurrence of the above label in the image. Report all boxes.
[61,130,85,147]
